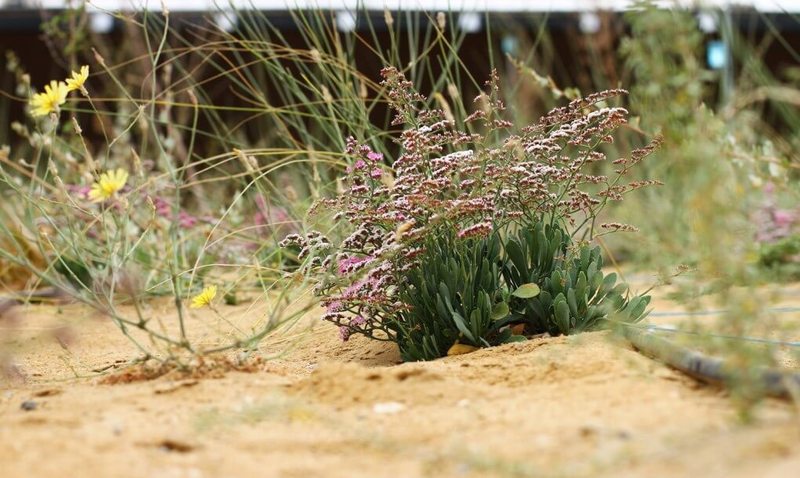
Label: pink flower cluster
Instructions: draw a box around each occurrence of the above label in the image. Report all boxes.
[281,67,659,342]
[68,183,202,230]
[754,183,800,244]
[151,197,198,229]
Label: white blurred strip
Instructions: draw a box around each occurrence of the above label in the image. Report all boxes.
[33,0,800,13]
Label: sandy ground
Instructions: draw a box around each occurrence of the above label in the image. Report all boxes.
[2,278,800,478]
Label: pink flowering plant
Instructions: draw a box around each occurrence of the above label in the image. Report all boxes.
[281,67,658,360]
[753,183,800,278]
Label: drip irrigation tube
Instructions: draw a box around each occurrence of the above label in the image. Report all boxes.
[640,325,800,348]
[648,306,800,318]
[620,325,800,399]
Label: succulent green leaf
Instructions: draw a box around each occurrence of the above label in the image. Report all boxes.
[502,334,528,343]
[451,310,475,343]
[554,295,570,334]
[491,301,510,321]
[566,288,579,317]
[506,239,528,279]
[601,272,617,294]
[512,283,541,299]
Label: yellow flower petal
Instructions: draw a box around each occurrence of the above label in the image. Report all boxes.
[29,80,69,117]
[88,168,128,202]
[66,65,89,92]
[190,285,217,309]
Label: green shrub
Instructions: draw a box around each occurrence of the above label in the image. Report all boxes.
[392,231,505,361]
[503,222,650,336]
[282,66,658,361]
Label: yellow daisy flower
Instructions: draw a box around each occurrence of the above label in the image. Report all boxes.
[66,65,89,92]
[88,168,129,202]
[30,80,69,117]
[190,285,217,309]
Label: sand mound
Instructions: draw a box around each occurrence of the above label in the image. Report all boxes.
[2,294,800,477]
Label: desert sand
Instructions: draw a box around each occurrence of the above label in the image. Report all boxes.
[2,278,800,478]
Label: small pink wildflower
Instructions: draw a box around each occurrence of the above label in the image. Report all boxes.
[152,197,171,216]
[338,326,352,342]
[326,300,344,312]
[338,255,373,275]
[457,221,493,239]
[178,211,197,228]
[68,185,92,200]
[367,151,383,162]
[774,210,795,227]
[150,196,199,229]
